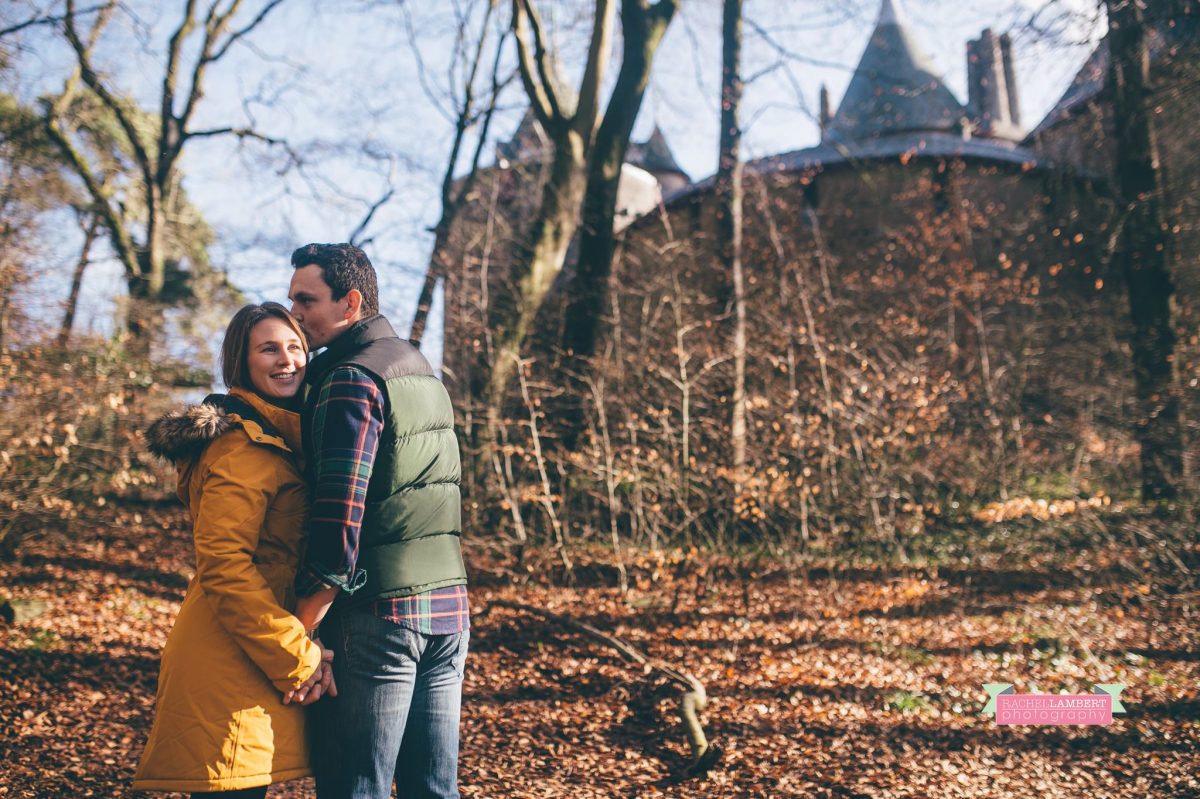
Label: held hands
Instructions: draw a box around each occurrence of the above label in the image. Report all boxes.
[283,643,337,706]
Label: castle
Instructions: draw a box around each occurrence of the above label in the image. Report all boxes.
[441,0,1197,535]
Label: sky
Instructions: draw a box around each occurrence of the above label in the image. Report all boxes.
[8,0,1106,369]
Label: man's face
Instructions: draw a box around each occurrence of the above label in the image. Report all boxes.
[288,264,354,350]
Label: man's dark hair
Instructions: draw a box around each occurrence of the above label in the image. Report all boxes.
[290,242,380,317]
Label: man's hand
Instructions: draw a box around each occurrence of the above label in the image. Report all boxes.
[305,651,338,706]
[283,645,336,705]
[295,585,339,632]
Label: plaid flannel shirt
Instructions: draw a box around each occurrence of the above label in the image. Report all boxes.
[297,365,469,635]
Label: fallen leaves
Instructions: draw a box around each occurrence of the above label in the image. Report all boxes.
[973,495,1112,523]
[1,504,1198,797]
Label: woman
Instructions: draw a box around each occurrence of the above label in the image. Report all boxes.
[134,303,332,798]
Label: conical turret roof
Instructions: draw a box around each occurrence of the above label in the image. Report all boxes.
[626,126,689,180]
[496,108,548,164]
[825,0,966,143]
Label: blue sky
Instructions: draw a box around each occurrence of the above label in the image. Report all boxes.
[11,0,1103,368]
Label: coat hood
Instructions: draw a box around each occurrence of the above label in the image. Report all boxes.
[145,402,233,463]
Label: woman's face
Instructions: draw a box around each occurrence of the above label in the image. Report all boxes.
[246,317,306,400]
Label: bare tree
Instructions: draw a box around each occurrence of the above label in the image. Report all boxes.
[485,0,616,415]
[716,0,746,487]
[1104,0,1184,499]
[561,0,679,361]
[40,0,290,352]
[409,0,511,349]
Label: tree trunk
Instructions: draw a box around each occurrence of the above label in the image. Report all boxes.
[0,266,11,352]
[1105,0,1183,500]
[480,0,613,417]
[410,222,452,348]
[486,131,590,414]
[125,253,162,359]
[562,0,678,361]
[717,0,746,483]
[57,213,99,347]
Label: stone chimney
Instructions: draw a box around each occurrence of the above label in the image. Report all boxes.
[966,28,1022,140]
[999,32,1021,128]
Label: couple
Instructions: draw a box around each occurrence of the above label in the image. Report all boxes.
[132,243,469,799]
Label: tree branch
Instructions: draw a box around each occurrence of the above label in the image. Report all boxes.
[41,104,139,280]
[511,0,559,126]
[0,4,107,39]
[184,125,301,165]
[348,185,396,247]
[411,20,511,348]
[61,0,155,187]
[209,0,287,62]
[743,17,854,71]
[160,0,201,164]
[485,599,721,774]
[403,3,455,124]
[177,0,239,143]
[573,0,616,134]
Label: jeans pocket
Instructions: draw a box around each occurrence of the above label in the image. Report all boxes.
[452,629,470,680]
[335,608,369,672]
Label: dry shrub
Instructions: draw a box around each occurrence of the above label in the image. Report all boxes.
[0,341,174,557]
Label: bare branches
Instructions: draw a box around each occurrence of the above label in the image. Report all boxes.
[185,124,301,165]
[208,0,287,62]
[411,1,512,348]
[348,182,396,248]
[511,0,561,127]
[573,0,615,135]
[177,0,288,148]
[0,3,107,39]
[61,0,154,185]
[743,17,856,71]
[160,0,201,162]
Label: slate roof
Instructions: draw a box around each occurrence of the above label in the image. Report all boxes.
[1026,15,1197,141]
[496,108,547,163]
[824,0,968,143]
[763,131,1041,173]
[660,130,1044,207]
[626,126,690,180]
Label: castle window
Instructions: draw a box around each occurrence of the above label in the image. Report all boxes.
[803,179,819,210]
[933,160,950,215]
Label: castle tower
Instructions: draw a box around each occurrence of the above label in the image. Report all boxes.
[823,0,968,144]
[625,126,691,197]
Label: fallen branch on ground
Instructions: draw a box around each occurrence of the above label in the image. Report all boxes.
[484,598,722,776]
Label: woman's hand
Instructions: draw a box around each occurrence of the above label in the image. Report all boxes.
[282,644,337,705]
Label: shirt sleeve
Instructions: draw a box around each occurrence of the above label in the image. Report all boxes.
[296,366,385,597]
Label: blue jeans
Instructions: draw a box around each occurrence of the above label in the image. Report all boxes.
[311,608,469,799]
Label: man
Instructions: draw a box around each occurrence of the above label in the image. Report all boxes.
[287,243,469,799]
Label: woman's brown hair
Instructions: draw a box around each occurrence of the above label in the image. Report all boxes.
[220,302,308,389]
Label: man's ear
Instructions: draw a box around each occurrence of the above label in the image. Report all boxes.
[344,289,364,320]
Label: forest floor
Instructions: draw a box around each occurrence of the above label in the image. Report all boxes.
[1,501,1198,798]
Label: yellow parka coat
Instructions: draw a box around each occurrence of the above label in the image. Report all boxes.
[133,387,322,793]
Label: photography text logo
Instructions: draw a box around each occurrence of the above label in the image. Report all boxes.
[983,684,1126,726]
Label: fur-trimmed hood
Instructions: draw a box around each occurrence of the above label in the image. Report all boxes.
[145,388,302,465]
[145,402,234,463]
